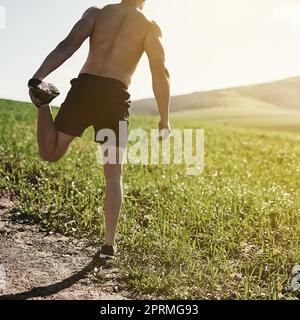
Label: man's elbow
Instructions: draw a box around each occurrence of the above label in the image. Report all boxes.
[56,40,76,58]
[151,66,170,81]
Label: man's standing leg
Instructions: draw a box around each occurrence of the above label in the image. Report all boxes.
[103,162,123,246]
[101,147,126,247]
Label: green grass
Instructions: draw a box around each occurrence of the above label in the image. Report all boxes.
[1,98,300,299]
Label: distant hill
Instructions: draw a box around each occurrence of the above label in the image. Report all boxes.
[131,77,300,115]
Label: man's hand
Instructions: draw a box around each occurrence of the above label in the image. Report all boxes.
[28,78,60,107]
[158,120,171,140]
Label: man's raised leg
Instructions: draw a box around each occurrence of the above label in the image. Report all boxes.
[37,105,75,162]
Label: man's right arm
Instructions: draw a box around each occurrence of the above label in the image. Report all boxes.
[144,21,171,133]
[32,7,97,81]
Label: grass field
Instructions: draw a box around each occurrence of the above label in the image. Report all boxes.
[173,105,300,133]
[1,98,300,299]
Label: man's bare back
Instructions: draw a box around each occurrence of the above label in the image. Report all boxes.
[81,4,154,88]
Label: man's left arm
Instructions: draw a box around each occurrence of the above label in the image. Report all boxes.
[32,7,97,81]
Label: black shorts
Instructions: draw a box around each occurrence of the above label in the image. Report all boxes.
[54,73,131,148]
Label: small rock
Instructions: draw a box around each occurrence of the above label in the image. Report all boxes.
[56,236,69,243]
[0,222,6,229]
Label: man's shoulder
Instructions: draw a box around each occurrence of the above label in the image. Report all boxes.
[144,19,162,38]
[82,4,112,17]
[137,11,161,35]
[82,6,101,19]
[150,20,162,36]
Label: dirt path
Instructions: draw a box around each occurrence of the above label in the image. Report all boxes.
[0,196,132,300]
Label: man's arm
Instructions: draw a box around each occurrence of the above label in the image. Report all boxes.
[32,7,97,80]
[144,21,171,132]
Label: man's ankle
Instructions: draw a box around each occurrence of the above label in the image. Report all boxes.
[103,240,115,247]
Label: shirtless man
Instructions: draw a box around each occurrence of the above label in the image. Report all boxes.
[28,0,170,260]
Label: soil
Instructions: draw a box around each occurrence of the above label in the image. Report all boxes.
[0,196,135,300]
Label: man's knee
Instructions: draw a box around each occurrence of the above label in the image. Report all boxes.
[39,150,61,163]
[104,165,123,184]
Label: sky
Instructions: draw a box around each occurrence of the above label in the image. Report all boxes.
[1,0,300,104]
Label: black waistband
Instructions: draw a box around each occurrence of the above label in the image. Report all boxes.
[78,73,128,90]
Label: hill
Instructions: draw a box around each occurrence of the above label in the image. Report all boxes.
[131,77,300,133]
[132,76,300,114]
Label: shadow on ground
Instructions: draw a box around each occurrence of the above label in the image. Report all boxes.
[0,252,108,300]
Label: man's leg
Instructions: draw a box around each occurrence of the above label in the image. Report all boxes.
[102,147,125,246]
[37,105,75,162]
